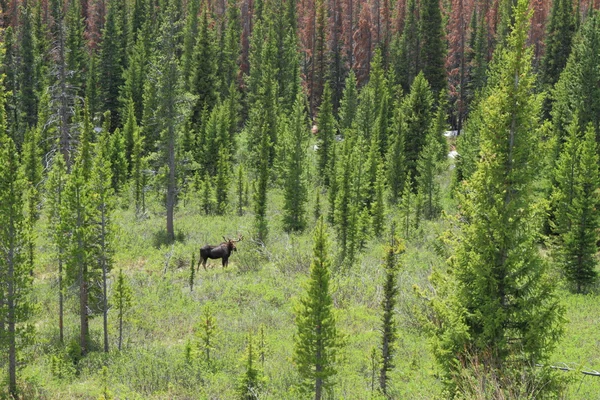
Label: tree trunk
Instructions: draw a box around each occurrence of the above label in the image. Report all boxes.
[101,208,109,353]
[8,245,17,398]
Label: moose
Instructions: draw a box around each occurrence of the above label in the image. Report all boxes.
[197,235,243,271]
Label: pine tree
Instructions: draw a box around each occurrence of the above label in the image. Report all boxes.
[417,128,443,220]
[110,127,128,192]
[429,2,564,394]
[0,134,32,398]
[236,164,246,216]
[113,267,132,350]
[552,11,600,143]
[215,147,231,215]
[65,0,87,100]
[540,0,575,89]
[393,0,420,91]
[122,20,152,123]
[90,127,116,353]
[222,0,242,94]
[387,97,407,204]
[131,122,145,214]
[371,162,386,237]
[379,231,403,396]
[22,127,43,274]
[19,3,38,130]
[338,71,358,131]
[419,0,447,95]
[190,10,217,128]
[399,173,415,239]
[98,0,127,130]
[254,131,270,243]
[154,7,188,242]
[316,83,336,187]
[554,123,600,293]
[237,332,262,399]
[403,72,434,183]
[181,0,201,91]
[46,153,68,344]
[283,93,309,232]
[63,104,96,356]
[294,218,340,399]
[197,305,217,369]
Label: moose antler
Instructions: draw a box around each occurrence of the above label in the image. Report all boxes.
[232,234,243,243]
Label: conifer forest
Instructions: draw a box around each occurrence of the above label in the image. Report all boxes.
[3,0,600,398]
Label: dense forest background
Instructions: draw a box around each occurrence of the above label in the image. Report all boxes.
[2,0,600,398]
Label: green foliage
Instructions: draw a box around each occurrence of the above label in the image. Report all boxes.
[553,123,600,293]
[282,94,309,232]
[316,83,336,187]
[419,0,447,95]
[294,218,340,399]
[197,305,218,370]
[428,2,565,395]
[387,97,407,204]
[0,133,32,398]
[237,332,262,399]
[417,128,443,220]
[253,131,270,242]
[540,0,575,90]
[338,71,358,131]
[379,233,404,396]
[403,73,434,184]
[215,147,231,215]
[114,267,133,350]
[190,10,217,127]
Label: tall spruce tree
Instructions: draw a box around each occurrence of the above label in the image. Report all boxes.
[316,83,336,187]
[540,0,575,90]
[47,153,68,343]
[403,72,434,183]
[0,133,32,399]
[428,2,564,395]
[553,122,600,293]
[419,0,447,95]
[283,93,309,232]
[294,218,339,399]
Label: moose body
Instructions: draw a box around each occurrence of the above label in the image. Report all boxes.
[198,235,242,271]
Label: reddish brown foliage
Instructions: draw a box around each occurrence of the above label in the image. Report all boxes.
[353,2,372,85]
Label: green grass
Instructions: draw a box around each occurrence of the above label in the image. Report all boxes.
[9,179,600,399]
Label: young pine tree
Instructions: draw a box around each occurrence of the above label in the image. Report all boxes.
[316,83,336,187]
[429,2,564,395]
[294,218,340,399]
[283,94,309,232]
[113,268,132,351]
[417,128,443,220]
[379,231,404,396]
[237,332,262,399]
[254,131,270,243]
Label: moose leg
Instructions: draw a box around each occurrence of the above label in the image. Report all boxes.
[222,256,228,268]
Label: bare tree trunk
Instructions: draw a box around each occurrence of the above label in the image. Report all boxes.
[59,256,64,343]
[101,208,109,353]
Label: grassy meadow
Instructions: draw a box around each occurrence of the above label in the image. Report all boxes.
[7,164,600,400]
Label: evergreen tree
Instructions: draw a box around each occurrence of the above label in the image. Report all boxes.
[65,0,87,99]
[294,218,340,399]
[393,0,420,92]
[417,128,443,220]
[254,131,270,243]
[190,10,217,127]
[419,0,447,95]
[540,0,575,90]
[19,4,38,130]
[215,147,231,215]
[46,153,68,344]
[236,164,246,216]
[371,162,386,237]
[552,11,600,143]
[237,332,262,399]
[22,127,43,274]
[429,3,564,394]
[110,127,128,192]
[154,7,188,242]
[113,267,132,350]
[553,123,600,293]
[0,134,32,398]
[90,127,116,353]
[98,0,127,130]
[122,20,152,123]
[387,97,407,204]
[403,73,434,183]
[316,83,336,187]
[399,173,415,239]
[379,232,403,396]
[283,93,309,232]
[131,121,145,214]
[338,71,358,131]
[222,0,242,95]
[63,116,96,356]
[181,0,201,91]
